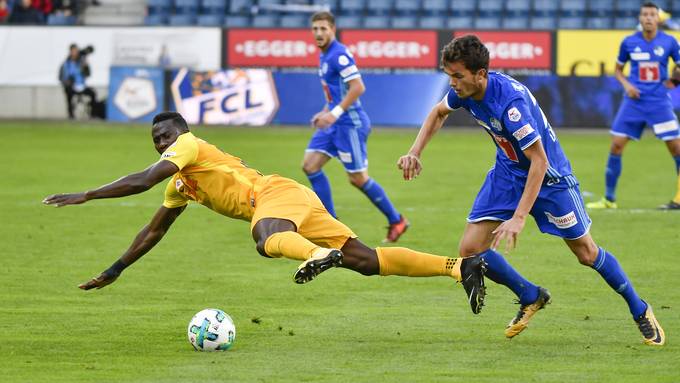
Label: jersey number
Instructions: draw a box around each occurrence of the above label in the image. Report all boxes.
[493,135,519,162]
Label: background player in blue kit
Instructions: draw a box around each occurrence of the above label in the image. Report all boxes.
[303,11,409,243]
[587,2,680,210]
[398,35,665,346]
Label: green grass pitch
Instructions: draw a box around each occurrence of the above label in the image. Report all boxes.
[2,121,679,382]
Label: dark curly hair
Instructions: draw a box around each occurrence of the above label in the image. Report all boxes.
[152,111,189,132]
[440,35,489,73]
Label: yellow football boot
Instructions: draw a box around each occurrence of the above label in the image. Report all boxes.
[586,198,617,209]
[505,287,551,338]
[635,304,665,346]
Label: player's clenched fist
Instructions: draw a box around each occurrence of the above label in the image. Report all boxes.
[397,153,422,181]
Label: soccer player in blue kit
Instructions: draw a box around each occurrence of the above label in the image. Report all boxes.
[587,2,680,210]
[303,11,409,243]
[398,35,665,346]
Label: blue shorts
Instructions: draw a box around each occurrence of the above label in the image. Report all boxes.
[467,167,592,240]
[611,97,680,141]
[306,115,371,173]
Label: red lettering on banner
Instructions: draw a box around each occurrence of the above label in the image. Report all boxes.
[342,30,437,68]
[454,31,552,69]
[227,29,318,67]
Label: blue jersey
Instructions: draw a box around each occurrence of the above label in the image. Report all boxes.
[617,30,680,101]
[445,72,572,185]
[318,40,367,126]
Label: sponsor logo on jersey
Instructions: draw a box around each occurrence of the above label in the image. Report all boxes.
[545,211,578,229]
[654,46,665,56]
[511,82,525,92]
[162,151,176,158]
[508,107,522,122]
[175,178,184,191]
[638,61,660,82]
[338,55,350,66]
[630,52,651,60]
[512,123,534,140]
[490,117,502,132]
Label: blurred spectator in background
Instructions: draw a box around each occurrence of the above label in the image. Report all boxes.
[9,0,44,24]
[32,0,52,16]
[59,43,98,119]
[52,0,75,16]
[0,0,10,23]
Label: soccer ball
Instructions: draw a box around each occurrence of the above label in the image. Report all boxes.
[187,308,236,351]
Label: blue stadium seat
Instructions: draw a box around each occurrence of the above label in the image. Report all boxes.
[529,15,556,29]
[257,0,282,14]
[477,0,503,16]
[339,0,365,15]
[363,15,390,28]
[615,0,641,17]
[311,0,338,12]
[391,16,417,28]
[655,0,670,10]
[394,0,421,15]
[446,16,473,29]
[169,14,197,25]
[366,0,393,15]
[558,16,584,29]
[422,0,448,15]
[280,14,307,28]
[505,0,530,16]
[419,15,446,29]
[673,0,680,12]
[474,15,501,29]
[200,0,226,14]
[197,14,224,25]
[533,0,558,16]
[147,0,172,15]
[224,15,250,27]
[47,14,76,25]
[586,16,612,29]
[174,0,199,15]
[252,15,279,27]
[502,15,529,29]
[614,16,637,29]
[144,14,167,25]
[559,0,585,17]
[450,0,476,16]
[588,0,614,17]
[229,0,251,14]
[336,15,362,28]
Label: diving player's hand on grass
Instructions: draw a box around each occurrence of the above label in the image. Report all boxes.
[491,215,526,254]
[312,112,337,129]
[78,269,119,290]
[623,83,641,99]
[397,153,422,181]
[42,192,88,207]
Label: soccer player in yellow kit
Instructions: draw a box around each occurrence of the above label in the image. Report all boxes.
[43,112,487,314]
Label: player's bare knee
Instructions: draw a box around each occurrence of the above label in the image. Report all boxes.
[255,239,271,258]
[573,243,598,266]
[458,243,483,258]
[302,162,320,175]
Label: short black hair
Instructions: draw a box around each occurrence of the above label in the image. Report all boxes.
[641,1,659,10]
[440,35,489,73]
[152,111,189,132]
[311,11,335,27]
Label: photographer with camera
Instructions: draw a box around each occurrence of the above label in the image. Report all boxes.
[59,43,98,119]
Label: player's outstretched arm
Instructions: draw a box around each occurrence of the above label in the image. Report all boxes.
[78,205,186,290]
[491,141,548,253]
[398,101,451,180]
[43,160,179,207]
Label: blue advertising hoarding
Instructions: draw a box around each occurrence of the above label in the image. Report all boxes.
[107,66,164,123]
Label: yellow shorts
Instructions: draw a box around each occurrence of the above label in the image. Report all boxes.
[250,175,356,249]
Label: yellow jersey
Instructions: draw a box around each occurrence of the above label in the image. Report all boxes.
[161,132,265,221]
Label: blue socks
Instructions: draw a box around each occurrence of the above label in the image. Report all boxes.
[360,178,401,224]
[605,153,622,202]
[479,249,539,305]
[592,247,646,318]
[307,170,336,218]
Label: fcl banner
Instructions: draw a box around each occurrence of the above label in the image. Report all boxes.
[170,68,279,125]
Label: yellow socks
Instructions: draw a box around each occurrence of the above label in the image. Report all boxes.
[263,231,320,261]
[674,173,680,203]
[376,247,462,281]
